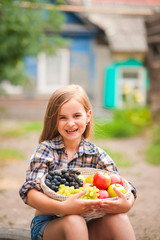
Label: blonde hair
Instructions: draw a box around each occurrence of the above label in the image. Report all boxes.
[39,85,93,143]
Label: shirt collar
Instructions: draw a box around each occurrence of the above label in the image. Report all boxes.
[78,138,98,155]
[49,135,65,149]
[49,135,97,155]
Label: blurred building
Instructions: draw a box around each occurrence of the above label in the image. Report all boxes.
[145,13,160,120]
[1,0,160,120]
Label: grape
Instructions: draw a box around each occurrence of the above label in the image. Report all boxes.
[45,168,87,192]
[61,178,66,184]
[46,174,52,181]
[48,171,55,176]
[61,169,67,175]
[57,184,99,199]
[63,172,70,179]
[55,176,61,181]
[51,185,59,192]
[45,179,52,188]
[75,170,81,175]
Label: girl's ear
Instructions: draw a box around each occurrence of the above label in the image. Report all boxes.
[86,109,92,124]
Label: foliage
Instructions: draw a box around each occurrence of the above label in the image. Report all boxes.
[0,0,65,85]
[94,107,151,139]
[145,125,160,165]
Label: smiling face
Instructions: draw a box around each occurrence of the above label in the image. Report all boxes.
[57,98,91,145]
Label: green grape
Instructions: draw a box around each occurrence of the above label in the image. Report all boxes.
[57,184,100,199]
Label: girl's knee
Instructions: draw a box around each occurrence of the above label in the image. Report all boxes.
[102,213,129,226]
[63,215,87,229]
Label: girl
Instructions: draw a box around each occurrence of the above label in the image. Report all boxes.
[19,84,137,240]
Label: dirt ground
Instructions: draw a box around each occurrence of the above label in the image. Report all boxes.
[0,121,160,240]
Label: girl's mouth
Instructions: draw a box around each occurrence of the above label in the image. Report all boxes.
[66,129,78,133]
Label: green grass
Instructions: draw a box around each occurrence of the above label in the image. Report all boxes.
[102,148,132,168]
[0,148,25,163]
[0,121,42,138]
[93,107,151,139]
[145,125,160,165]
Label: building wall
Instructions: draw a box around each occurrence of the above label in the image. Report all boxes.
[92,43,112,112]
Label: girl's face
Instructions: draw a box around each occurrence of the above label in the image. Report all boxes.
[57,98,91,145]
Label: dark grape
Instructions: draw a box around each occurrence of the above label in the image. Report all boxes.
[61,178,66,184]
[68,176,73,182]
[45,168,84,192]
[49,170,56,176]
[61,169,67,175]
[69,181,75,187]
[55,176,61,182]
[63,173,69,179]
[54,171,61,176]
[65,181,69,186]
[46,174,52,181]
[55,181,61,186]
[51,185,59,192]
[75,170,80,175]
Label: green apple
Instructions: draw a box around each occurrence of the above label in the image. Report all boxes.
[107,184,125,198]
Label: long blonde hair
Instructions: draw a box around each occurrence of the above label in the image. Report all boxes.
[39,85,93,143]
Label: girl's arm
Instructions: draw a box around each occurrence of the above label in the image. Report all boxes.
[27,188,101,215]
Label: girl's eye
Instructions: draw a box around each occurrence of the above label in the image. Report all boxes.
[59,116,66,120]
[74,114,81,118]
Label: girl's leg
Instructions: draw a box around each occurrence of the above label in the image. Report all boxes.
[88,214,136,240]
[43,215,89,240]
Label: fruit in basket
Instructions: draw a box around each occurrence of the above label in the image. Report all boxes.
[107,184,125,197]
[57,184,100,199]
[78,174,86,183]
[83,182,93,187]
[98,190,110,199]
[110,173,123,186]
[45,169,83,192]
[93,172,111,190]
[85,174,94,184]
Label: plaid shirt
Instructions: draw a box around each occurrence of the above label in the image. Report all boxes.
[19,136,118,203]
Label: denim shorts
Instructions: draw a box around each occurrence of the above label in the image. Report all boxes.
[30,215,59,240]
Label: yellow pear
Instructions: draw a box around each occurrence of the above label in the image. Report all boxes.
[85,174,94,185]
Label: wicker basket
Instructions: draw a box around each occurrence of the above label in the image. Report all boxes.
[41,167,131,220]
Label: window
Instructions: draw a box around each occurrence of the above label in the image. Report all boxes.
[37,49,70,94]
[117,67,146,108]
[122,71,139,79]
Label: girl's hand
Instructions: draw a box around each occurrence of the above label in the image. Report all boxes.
[97,187,135,214]
[59,190,101,215]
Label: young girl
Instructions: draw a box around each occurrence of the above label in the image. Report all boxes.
[19,84,137,240]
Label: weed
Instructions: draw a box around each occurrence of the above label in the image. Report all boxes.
[145,125,160,165]
[8,221,14,226]
[0,189,5,194]
[0,148,25,164]
[102,148,131,168]
[0,121,42,138]
[93,107,151,139]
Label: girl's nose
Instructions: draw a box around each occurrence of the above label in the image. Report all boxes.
[67,119,74,126]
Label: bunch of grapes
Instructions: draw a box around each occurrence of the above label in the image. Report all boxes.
[57,185,100,199]
[45,169,83,192]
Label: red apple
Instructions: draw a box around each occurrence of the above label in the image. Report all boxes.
[110,173,123,186]
[93,172,111,190]
[98,190,111,199]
